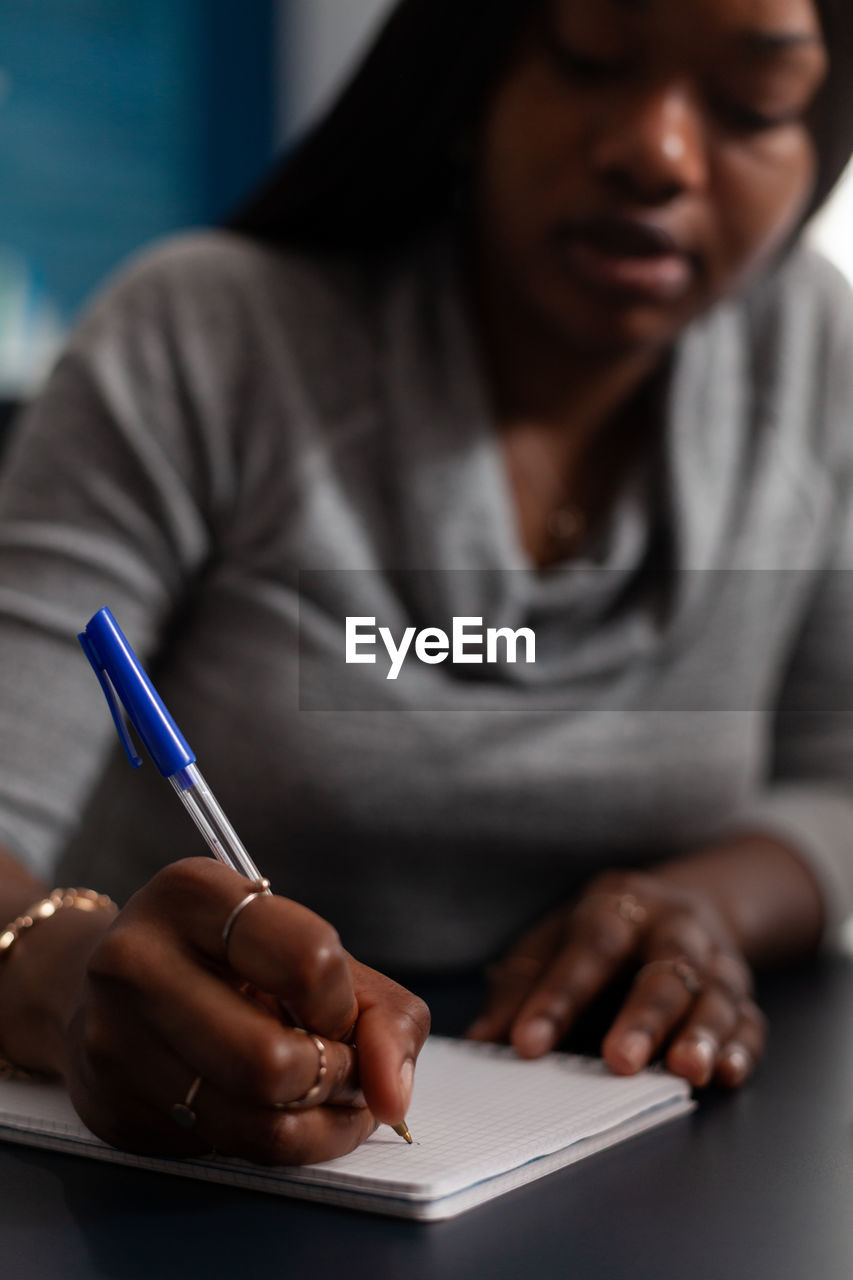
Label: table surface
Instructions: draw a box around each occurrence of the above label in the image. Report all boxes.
[3,956,853,1280]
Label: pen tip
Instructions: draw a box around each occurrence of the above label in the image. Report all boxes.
[393,1121,413,1144]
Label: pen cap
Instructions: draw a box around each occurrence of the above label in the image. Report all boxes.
[78,607,196,777]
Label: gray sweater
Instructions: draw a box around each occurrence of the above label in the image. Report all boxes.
[0,230,852,972]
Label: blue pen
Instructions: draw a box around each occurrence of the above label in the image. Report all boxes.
[79,606,415,1144]
[78,606,266,884]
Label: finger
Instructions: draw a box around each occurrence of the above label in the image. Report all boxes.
[84,942,362,1110]
[714,1000,768,1088]
[216,1097,377,1166]
[507,905,642,1058]
[663,950,754,1087]
[134,860,358,1041]
[664,984,741,1087]
[643,911,714,973]
[465,909,565,1043]
[705,951,754,1004]
[602,959,701,1074]
[68,1020,374,1165]
[274,1029,366,1111]
[348,960,430,1128]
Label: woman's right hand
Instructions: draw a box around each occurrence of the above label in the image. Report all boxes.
[3,858,429,1164]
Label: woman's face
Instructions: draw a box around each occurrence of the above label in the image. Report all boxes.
[473,0,828,355]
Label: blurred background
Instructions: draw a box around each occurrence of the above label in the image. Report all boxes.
[1,0,851,408]
[0,0,390,411]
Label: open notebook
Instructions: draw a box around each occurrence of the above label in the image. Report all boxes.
[0,1036,693,1221]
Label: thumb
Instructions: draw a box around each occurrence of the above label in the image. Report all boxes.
[349,960,430,1127]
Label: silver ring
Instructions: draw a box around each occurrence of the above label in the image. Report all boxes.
[171,1074,202,1130]
[276,1029,328,1111]
[221,878,272,955]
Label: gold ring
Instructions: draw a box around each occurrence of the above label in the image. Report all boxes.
[221,878,272,956]
[637,956,703,998]
[581,893,648,926]
[171,1074,202,1130]
[607,894,648,925]
[276,1029,328,1110]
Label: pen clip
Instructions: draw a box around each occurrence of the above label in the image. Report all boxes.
[79,631,143,769]
[78,607,196,777]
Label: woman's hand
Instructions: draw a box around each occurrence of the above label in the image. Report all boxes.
[466,870,767,1089]
[2,858,429,1164]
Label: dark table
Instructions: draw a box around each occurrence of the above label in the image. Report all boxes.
[3,957,853,1280]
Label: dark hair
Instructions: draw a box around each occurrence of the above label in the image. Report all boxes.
[230,0,853,251]
[810,0,853,212]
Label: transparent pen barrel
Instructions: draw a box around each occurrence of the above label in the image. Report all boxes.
[170,763,264,882]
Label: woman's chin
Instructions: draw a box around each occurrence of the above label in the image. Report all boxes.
[549,299,692,359]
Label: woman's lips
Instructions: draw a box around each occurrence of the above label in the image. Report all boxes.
[557,218,696,302]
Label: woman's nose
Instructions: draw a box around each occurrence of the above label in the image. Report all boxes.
[589,82,708,204]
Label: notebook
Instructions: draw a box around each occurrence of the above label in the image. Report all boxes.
[0,1036,693,1221]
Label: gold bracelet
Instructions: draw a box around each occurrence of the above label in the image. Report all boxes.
[0,888,118,1081]
[0,887,118,961]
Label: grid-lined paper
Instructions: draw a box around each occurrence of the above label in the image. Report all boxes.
[0,1036,693,1220]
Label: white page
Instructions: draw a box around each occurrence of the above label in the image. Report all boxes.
[0,1037,693,1219]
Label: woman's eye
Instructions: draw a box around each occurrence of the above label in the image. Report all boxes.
[716,100,804,134]
[544,38,628,83]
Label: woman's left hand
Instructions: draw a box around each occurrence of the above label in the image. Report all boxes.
[466,870,767,1088]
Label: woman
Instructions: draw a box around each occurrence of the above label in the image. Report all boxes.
[1,0,852,1164]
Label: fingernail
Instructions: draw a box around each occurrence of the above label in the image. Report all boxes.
[400,1059,415,1109]
[721,1045,750,1085]
[516,1016,556,1057]
[682,1035,716,1085]
[616,1030,653,1072]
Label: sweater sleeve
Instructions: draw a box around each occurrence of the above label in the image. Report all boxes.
[723,531,853,945]
[0,238,233,878]
[715,258,853,948]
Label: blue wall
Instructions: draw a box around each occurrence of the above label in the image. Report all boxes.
[0,0,277,318]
